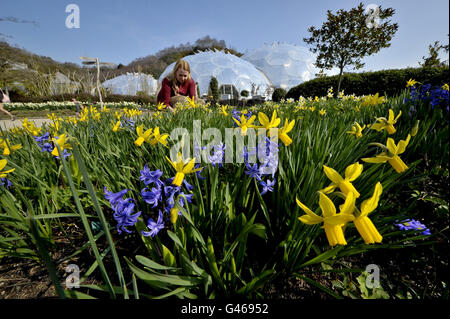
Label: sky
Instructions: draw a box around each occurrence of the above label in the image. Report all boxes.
[1,0,449,73]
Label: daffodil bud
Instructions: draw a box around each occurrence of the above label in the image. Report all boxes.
[411,120,420,137]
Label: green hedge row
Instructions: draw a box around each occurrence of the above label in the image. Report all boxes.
[286,66,449,99]
[7,92,157,105]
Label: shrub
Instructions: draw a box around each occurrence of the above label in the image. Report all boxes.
[240,90,249,97]
[5,92,156,105]
[272,88,287,102]
[209,76,219,104]
[286,67,449,99]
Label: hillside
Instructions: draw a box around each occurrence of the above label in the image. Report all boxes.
[0,36,243,96]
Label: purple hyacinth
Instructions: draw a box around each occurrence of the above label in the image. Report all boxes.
[395,219,431,235]
[139,165,164,188]
[245,162,262,181]
[104,187,130,207]
[194,163,205,180]
[1,178,13,189]
[260,178,276,195]
[34,132,50,143]
[113,198,141,234]
[208,143,226,168]
[39,142,53,153]
[141,210,164,237]
[141,187,162,208]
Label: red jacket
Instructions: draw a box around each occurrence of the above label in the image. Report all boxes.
[157,77,197,106]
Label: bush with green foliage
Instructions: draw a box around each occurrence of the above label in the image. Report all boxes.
[286,67,449,99]
[209,77,219,104]
[272,88,287,102]
[6,91,156,105]
[240,90,249,97]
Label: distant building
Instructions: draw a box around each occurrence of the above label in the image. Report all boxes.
[100,72,158,96]
[158,50,274,100]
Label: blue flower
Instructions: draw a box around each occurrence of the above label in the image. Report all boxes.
[104,187,129,207]
[139,165,164,188]
[395,219,431,235]
[55,149,72,160]
[260,178,276,195]
[178,192,194,207]
[141,210,164,237]
[141,187,162,208]
[245,162,262,181]
[194,163,205,180]
[39,142,53,153]
[34,132,50,143]
[113,198,141,234]
[208,143,226,168]
[1,178,13,189]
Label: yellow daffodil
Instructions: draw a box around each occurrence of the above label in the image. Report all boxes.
[319,109,326,116]
[115,111,123,120]
[22,118,41,136]
[51,133,72,157]
[47,113,57,121]
[112,121,121,132]
[297,191,356,246]
[442,83,449,91]
[134,125,153,147]
[362,135,411,173]
[0,158,15,178]
[278,119,295,146]
[232,114,257,136]
[165,153,202,186]
[362,93,385,107]
[101,105,110,113]
[149,127,169,147]
[321,162,363,198]
[352,182,383,244]
[309,106,315,112]
[258,110,281,132]
[220,105,228,116]
[170,206,180,224]
[347,122,366,138]
[370,109,401,134]
[156,102,167,111]
[406,78,418,87]
[0,138,22,156]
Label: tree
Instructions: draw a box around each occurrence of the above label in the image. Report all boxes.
[303,3,398,93]
[208,77,219,105]
[420,40,448,68]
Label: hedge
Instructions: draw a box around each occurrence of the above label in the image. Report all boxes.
[286,66,449,99]
[6,92,156,105]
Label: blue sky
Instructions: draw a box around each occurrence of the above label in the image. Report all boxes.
[1,0,448,72]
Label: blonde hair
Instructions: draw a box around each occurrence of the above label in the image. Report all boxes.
[167,60,192,94]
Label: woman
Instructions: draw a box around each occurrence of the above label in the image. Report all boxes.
[0,89,15,121]
[157,60,204,110]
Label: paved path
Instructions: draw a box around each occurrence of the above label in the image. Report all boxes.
[0,118,51,131]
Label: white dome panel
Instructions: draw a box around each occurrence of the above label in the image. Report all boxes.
[158,50,273,98]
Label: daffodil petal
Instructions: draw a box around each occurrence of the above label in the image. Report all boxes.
[360,182,383,216]
[323,165,343,184]
[318,192,336,218]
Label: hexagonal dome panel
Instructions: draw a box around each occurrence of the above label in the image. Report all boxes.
[101,73,158,96]
[243,43,338,91]
[158,50,273,98]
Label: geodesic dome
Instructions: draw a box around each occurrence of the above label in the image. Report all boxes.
[158,50,274,98]
[242,43,337,91]
[101,73,158,96]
